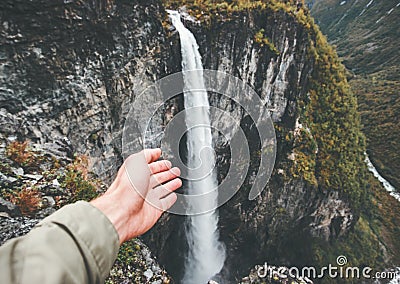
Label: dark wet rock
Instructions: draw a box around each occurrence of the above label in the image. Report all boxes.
[0,172,17,184]
[34,207,56,219]
[0,197,21,217]
[0,0,175,183]
[0,216,39,245]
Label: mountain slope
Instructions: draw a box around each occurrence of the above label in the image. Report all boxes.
[309,0,400,189]
[308,0,400,73]
[352,67,400,189]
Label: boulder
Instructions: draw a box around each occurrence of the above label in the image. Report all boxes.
[0,197,21,217]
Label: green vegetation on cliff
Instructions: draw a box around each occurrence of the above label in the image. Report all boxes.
[254,28,280,55]
[163,0,306,24]
[303,17,367,209]
[313,175,400,279]
[350,67,400,189]
[308,0,400,201]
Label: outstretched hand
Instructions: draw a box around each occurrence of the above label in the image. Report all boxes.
[91,149,181,244]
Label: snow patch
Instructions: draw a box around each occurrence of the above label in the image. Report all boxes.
[340,1,346,5]
[376,16,384,23]
[32,47,44,59]
[386,2,399,15]
[294,118,303,137]
[360,0,374,16]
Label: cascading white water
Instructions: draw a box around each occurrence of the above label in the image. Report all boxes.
[168,10,226,284]
[365,154,400,283]
[365,154,400,202]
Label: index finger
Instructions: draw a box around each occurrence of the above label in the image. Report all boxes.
[143,148,162,164]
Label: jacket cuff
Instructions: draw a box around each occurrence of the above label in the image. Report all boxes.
[40,201,120,281]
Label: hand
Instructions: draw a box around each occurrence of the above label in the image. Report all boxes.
[90,148,181,244]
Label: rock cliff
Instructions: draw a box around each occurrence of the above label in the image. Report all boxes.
[145,3,368,281]
[0,0,175,182]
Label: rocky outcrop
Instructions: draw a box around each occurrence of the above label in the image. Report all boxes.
[107,238,172,284]
[0,217,39,245]
[239,263,313,284]
[0,197,22,217]
[0,0,176,182]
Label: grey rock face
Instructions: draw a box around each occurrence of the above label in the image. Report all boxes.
[0,217,39,245]
[0,0,175,183]
[0,197,21,217]
[310,191,353,240]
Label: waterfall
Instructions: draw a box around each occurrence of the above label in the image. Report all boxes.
[168,10,226,284]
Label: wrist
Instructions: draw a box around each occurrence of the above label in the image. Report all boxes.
[90,194,129,244]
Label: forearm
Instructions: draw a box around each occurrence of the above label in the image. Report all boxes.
[0,201,119,284]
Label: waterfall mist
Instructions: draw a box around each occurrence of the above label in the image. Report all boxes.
[168,10,226,284]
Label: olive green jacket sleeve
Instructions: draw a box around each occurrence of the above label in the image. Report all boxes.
[0,201,120,284]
